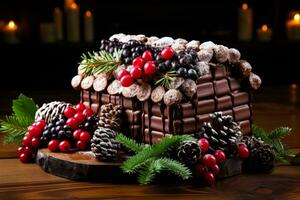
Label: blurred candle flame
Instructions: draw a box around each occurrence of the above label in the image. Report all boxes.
[85,10,92,17]
[6,20,17,31]
[70,2,78,10]
[242,3,248,10]
[294,13,300,22]
[262,24,268,32]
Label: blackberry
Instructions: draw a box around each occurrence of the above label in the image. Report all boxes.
[79,115,99,133]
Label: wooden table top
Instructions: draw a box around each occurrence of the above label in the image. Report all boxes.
[0,86,300,199]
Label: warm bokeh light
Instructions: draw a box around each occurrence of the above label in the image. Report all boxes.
[70,2,78,10]
[6,20,17,31]
[262,24,268,32]
[242,3,248,10]
[85,10,92,17]
[291,83,298,90]
[294,13,300,22]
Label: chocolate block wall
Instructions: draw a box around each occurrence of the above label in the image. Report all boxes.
[80,64,252,144]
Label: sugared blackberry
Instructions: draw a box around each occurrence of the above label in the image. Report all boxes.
[188,69,198,80]
[78,115,99,133]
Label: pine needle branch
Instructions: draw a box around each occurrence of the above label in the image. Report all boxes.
[252,124,295,164]
[155,71,177,89]
[0,115,30,144]
[116,133,144,153]
[121,135,194,174]
[80,49,121,76]
[137,159,161,184]
[157,158,192,180]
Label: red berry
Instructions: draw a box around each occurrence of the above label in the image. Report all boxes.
[120,75,133,87]
[17,146,25,156]
[203,171,215,186]
[48,139,60,152]
[35,120,47,130]
[142,50,153,62]
[28,125,42,138]
[59,140,71,152]
[82,108,94,117]
[75,103,86,112]
[73,129,83,140]
[80,131,91,143]
[73,112,86,124]
[31,137,40,149]
[210,164,220,176]
[238,145,249,158]
[117,69,130,80]
[161,47,175,60]
[76,140,87,150]
[194,164,207,176]
[143,61,156,75]
[214,150,226,164]
[66,118,78,130]
[22,135,32,146]
[130,67,142,79]
[64,106,76,118]
[198,138,209,153]
[132,57,144,68]
[23,146,33,155]
[19,153,31,163]
[202,154,217,167]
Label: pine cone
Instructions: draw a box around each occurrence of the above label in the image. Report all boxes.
[98,103,122,131]
[91,127,119,161]
[196,112,242,157]
[241,136,275,173]
[177,141,201,165]
[35,101,71,123]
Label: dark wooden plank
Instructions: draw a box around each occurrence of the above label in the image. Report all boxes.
[0,159,300,199]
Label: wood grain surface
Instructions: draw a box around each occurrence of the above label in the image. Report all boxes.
[0,86,300,199]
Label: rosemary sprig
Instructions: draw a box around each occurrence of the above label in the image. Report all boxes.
[155,71,177,89]
[79,49,122,76]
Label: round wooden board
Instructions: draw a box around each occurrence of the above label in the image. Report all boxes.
[36,148,131,182]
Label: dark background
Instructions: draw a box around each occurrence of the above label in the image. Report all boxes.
[0,0,299,90]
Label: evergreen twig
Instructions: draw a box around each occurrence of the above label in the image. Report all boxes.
[116,133,144,153]
[79,49,121,76]
[155,71,177,89]
[252,124,295,164]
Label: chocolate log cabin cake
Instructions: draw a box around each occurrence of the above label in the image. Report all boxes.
[71,34,261,144]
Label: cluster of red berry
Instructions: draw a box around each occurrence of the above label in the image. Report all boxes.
[47,103,94,152]
[195,138,249,185]
[17,103,96,163]
[64,103,94,130]
[117,47,175,87]
[18,120,46,163]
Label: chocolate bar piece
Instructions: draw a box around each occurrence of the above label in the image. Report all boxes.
[90,91,99,103]
[173,120,182,134]
[82,90,90,102]
[231,92,249,106]
[150,116,164,132]
[123,97,139,109]
[125,110,141,124]
[181,103,196,117]
[228,77,241,91]
[197,99,215,114]
[197,73,212,84]
[222,109,233,117]
[91,103,99,114]
[215,95,232,110]
[196,114,210,129]
[144,114,150,127]
[197,82,214,99]
[100,93,110,104]
[144,129,164,144]
[212,64,226,80]
[214,79,230,96]
[239,120,251,135]
[129,125,141,140]
[151,103,162,117]
[182,117,196,133]
[233,105,251,121]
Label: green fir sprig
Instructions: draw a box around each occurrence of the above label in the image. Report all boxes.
[79,49,122,76]
[0,94,38,144]
[155,71,177,89]
[116,134,193,184]
[252,125,295,164]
